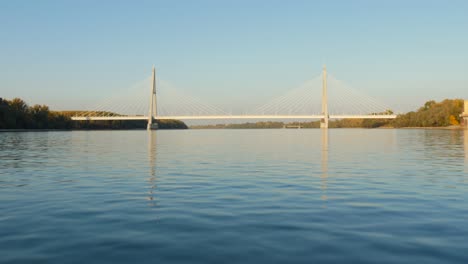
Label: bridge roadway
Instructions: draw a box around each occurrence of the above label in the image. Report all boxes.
[71,115,397,121]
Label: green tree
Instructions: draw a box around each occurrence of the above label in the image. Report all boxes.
[392,99,464,127]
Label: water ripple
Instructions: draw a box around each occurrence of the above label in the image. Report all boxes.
[0,129,467,263]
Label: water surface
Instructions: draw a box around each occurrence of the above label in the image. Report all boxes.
[1,129,468,263]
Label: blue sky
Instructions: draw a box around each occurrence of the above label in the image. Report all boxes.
[1,0,467,112]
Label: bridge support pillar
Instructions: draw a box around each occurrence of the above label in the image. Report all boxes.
[147,66,158,130]
[320,65,329,129]
[147,122,158,130]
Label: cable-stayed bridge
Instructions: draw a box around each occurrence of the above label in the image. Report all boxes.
[71,66,397,129]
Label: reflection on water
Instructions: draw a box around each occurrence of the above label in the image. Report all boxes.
[321,129,328,201]
[1,129,468,263]
[147,131,157,205]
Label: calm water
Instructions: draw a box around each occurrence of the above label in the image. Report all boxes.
[1,129,468,263]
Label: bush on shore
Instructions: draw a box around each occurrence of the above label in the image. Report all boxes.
[0,97,188,130]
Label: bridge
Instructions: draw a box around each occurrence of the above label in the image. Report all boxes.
[71,66,397,129]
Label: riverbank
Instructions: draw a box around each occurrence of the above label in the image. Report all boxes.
[0,128,193,132]
[392,125,466,130]
[3,127,466,132]
[0,129,73,132]
[0,129,143,132]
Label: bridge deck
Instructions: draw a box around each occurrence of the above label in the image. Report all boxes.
[71,115,397,121]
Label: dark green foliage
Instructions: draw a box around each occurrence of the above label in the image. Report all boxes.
[0,98,188,130]
[157,119,188,129]
[329,119,365,128]
[72,120,147,129]
[362,119,390,128]
[68,119,187,130]
[0,97,73,129]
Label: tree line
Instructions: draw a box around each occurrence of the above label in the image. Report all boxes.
[391,99,463,127]
[0,97,187,130]
[0,98,72,129]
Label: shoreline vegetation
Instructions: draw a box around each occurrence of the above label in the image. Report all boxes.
[0,97,465,130]
[0,98,187,130]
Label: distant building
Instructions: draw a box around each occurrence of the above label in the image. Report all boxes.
[462,100,468,127]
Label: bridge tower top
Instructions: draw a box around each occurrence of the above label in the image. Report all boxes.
[147,66,158,130]
[320,65,329,129]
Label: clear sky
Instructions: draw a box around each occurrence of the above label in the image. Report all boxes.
[1,0,467,112]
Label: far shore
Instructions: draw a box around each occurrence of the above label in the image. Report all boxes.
[4,127,467,132]
[0,129,138,132]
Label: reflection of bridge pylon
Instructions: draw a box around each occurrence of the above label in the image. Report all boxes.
[321,129,329,201]
[147,131,157,205]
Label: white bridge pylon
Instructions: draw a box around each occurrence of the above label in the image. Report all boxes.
[71,66,397,129]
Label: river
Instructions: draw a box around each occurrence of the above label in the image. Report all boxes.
[1,129,467,263]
